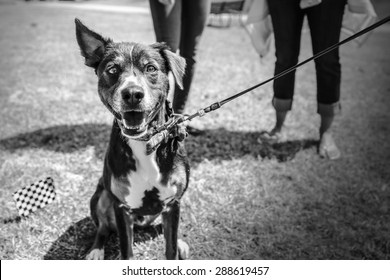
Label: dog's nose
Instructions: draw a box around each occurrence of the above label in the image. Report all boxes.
[121,87,144,105]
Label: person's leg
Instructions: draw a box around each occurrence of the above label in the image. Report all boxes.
[267,0,304,137]
[307,0,347,159]
[149,0,182,52]
[172,0,210,114]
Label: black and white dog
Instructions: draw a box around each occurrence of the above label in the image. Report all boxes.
[75,19,190,260]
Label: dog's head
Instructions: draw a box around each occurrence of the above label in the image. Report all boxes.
[75,19,186,139]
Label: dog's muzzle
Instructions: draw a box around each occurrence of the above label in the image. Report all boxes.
[116,99,164,140]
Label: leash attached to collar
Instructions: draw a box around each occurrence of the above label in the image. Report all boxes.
[146,15,390,152]
[145,101,188,155]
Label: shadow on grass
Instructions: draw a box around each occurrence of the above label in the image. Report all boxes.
[43,216,163,260]
[0,123,111,160]
[0,124,318,164]
[187,128,318,163]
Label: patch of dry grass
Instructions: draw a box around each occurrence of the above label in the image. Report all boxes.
[0,0,389,260]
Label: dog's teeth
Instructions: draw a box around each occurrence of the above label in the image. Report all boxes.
[123,123,140,130]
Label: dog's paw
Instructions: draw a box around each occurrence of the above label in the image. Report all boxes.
[178,239,189,260]
[86,248,105,260]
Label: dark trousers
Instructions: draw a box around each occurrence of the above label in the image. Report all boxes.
[149,0,210,114]
[268,0,347,114]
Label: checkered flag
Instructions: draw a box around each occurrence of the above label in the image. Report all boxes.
[13,177,56,217]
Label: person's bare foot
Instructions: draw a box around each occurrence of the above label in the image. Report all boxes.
[319,132,340,160]
[260,126,282,142]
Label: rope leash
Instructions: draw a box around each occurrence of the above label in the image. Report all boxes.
[146,15,390,153]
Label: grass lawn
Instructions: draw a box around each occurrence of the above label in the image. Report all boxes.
[0,0,389,259]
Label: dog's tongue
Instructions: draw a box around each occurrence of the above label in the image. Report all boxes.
[122,111,146,128]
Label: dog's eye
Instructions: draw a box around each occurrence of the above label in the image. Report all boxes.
[107,66,118,75]
[146,65,157,73]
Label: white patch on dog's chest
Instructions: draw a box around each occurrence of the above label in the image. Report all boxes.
[111,140,177,210]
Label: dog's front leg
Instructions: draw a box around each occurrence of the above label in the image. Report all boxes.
[114,203,134,260]
[162,200,189,260]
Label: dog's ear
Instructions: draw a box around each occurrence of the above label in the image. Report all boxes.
[75,18,111,69]
[152,43,186,89]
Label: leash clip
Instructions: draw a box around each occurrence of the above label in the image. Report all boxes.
[145,114,188,155]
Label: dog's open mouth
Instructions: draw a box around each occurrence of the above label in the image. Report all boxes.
[118,111,148,137]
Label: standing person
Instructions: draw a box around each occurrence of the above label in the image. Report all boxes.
[265,0,347,159]
[149,0,211,134]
